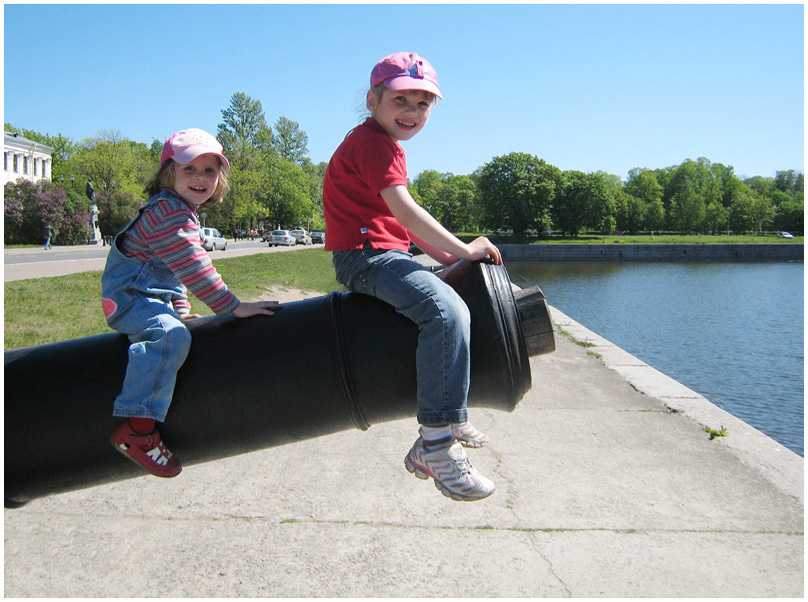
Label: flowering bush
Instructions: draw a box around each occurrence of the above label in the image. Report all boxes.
[4,181,91,245]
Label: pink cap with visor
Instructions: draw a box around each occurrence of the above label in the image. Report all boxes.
[370,52,442,99]
[160,128,231,170]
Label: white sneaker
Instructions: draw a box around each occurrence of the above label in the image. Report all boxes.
[451,421,490,448]
[404,437,495,501]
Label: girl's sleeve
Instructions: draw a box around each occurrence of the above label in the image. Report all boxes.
[147,210,241,316]
[172,295,191,316]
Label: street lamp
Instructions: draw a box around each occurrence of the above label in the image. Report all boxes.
[727,203,733,236]
[70,175,74,188]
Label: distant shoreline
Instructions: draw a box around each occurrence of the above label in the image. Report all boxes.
[499,243,804,262]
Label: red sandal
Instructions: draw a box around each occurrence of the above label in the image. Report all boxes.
[112,420,182,478]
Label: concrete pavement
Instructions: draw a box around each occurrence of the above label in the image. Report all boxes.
[4,290,803,596]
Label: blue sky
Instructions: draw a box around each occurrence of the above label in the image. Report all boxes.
[4,4,804,181]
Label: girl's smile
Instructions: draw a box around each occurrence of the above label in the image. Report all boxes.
[367,88,434,141]
[173,154,222,207]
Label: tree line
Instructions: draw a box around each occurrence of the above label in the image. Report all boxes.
[4,92,803,245]
[417,154,803,237]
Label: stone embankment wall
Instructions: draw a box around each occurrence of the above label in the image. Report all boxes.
[499,243,804,262]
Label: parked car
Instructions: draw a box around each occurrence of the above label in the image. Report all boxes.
[290,228,312,245]
[200,228,227,251]
[267,230,297,246]
[311,230,326,244]
[778,232,794,239]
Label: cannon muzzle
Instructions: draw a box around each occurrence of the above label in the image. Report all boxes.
[4,260,554,507]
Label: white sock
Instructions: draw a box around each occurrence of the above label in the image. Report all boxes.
[421,425,452,450]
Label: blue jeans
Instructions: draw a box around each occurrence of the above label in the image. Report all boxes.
[333,247,470,425]
[101,217,191,422]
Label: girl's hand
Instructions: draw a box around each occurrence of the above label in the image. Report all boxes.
[464,237,503,265]
[180,313,204,321]
[233,300,283,318]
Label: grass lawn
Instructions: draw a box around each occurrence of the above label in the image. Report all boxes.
[4,249,340,350]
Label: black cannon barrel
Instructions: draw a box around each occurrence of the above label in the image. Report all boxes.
[4,260,554,508]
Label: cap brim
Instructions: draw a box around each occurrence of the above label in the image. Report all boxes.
[171,148,231,170]
[385,77,443,99]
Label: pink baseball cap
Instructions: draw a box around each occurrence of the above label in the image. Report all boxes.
[370,52,443,99]
[160,128,230,170]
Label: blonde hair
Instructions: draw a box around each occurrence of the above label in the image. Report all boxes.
[144,158,230,210]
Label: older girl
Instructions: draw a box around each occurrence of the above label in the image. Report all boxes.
[323,53,502,501]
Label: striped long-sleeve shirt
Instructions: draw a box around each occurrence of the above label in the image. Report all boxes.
[119,192,240,316]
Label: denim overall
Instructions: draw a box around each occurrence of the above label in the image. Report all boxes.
[101,196,193,422]
[333,245,471,425]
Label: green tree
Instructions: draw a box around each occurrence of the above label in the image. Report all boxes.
[728,189,774,234]
[439,175,479,232]
[66,129,155,197]
[703,200,728,235]
[552,171,588,236]
[273,116,309,165]
[301,159,328,231]
[590,171,619,233]
[217,92,274,169]
[96,190,144,237]
[626,169,663,204]
[262,154,317,228]
[209,152,316,231]
[621,195,646,234]
[478,152,559,235]
[209,93,324,232]
[412,170,447,222]
[710,161,743,207]
[774,169,803,194]
[553,171,616,236]
[774,199,804,234]
[644,198,666,232]
[148,138,163,164]
[747,192,776,234]
[625,168,665,233]
[668,179,705,233]
[211,160,270,230]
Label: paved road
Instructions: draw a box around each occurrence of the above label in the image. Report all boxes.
[4,239,320,281]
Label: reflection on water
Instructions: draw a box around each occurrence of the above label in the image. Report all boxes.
[508,261,804,457]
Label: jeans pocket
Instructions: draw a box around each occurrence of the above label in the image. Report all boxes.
[333,250,360,290]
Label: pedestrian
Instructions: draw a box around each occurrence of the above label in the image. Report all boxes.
[101,128,282,478]
[323,52,503,501]
[43,224,55,250]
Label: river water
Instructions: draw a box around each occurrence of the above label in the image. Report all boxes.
[507,260,804,457]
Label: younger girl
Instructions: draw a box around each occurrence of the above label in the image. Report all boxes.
[102,128,281,477]
[323,52,503,501]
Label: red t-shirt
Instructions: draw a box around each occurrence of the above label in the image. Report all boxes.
[323,118,411,251]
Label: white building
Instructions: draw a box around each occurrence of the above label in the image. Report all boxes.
[4,131,55,185]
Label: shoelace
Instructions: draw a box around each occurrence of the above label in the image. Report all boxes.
[454,455,472,475]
